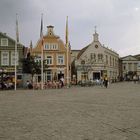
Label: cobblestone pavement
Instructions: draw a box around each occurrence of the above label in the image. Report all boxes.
[0,82,140,140]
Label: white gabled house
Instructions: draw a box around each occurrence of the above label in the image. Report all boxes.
[120,55,140,80]
[75,31,119,83]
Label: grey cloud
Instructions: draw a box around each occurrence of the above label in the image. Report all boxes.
[0,0,140,56]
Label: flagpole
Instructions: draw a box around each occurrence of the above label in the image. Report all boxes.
[41,39,44,90]
[66,16,69,88]
[15,14,18,90]
[15,38,17,90]
[40,14,44,90]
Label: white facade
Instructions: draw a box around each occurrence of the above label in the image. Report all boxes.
[121,55,140,80]
[75,31,119,82]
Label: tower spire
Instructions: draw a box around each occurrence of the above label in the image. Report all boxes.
[93,25,99,42]
[94,25,97,33]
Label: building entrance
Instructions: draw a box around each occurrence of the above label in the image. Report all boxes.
[93,72,100,80]
[58,71,64,81]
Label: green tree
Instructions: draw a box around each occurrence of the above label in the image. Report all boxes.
[21,52,41,77]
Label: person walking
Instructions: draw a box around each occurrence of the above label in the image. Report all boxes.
[104,75,108,88]
[60,76,64,88]
[100,76,103,87]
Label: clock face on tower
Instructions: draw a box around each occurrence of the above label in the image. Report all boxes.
[95,44,98,48]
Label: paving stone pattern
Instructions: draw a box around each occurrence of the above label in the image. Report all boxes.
[0,82,140,140]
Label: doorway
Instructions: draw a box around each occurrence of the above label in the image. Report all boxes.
[93,72,100,80]
[58,71,64,81]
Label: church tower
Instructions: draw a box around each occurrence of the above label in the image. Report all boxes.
[93,26,99,42]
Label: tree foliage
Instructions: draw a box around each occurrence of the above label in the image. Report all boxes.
[21,52,41,76]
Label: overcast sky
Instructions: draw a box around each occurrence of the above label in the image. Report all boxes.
[0,0,140,57]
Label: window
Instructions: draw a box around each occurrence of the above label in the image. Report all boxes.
[90,53,96,62]
[98,53,103,62]
[124,65,126,70]
[35,57,41,63]
[110,56,112,66]
[45,44,49,50]
[46,70,52,81]
[46,56,53,65]
[44,43,58,50]
[106,55,108,64]
[57,55,64,65]
[81,72,88,81]
[1,38,8,46]
[128,63,132,71]
[113,58,114,67]
[90,53,94,59]
[134,63,137,71]
[11,51,19,65]
[1,51,9,65]
[17,75,22,79]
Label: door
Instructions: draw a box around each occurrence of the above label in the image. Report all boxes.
[93,72,100,80]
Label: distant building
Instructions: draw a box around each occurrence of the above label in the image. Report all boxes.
[120,55,140,80]
[31,25,71,83]
[74,30,119,83]
[71,50,80,84]
[71,50,80,62]
[0,32,25,84]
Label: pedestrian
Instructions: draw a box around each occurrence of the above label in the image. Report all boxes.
[26,80,30,89]
[104,75,108,88]
[100,76,103,87]
[60,76,64,88]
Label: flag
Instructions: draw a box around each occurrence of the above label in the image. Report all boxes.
[16,14,19,43]
[40,14,44,46]
[65,16,68,46]
[15,14,19,90]
[40,14,43,38]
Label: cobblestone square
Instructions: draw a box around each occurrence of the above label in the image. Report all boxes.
[0,82,140,140]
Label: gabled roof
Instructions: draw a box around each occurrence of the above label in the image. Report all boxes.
[0,32,15,42]
[0,32,24,46]
[134,54,140,60]
[120,55,138,61]
[77,44,91,59]
[120,55,132,59]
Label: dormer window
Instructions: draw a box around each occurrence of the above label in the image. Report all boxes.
[44,43,58,50]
